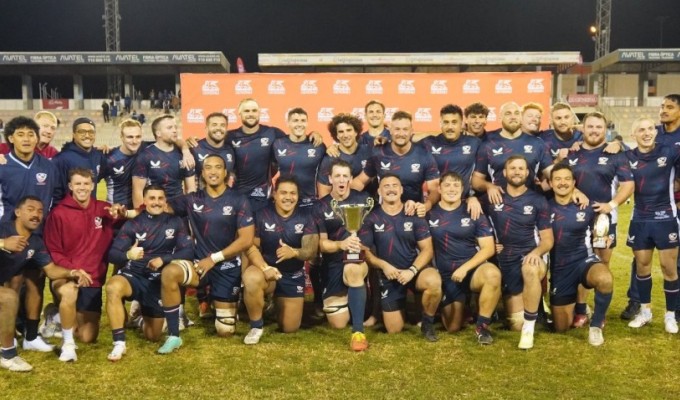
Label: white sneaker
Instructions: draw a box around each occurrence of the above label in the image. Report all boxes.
[628,311,652,328]
[0,356,33,372]
[518,330,534,350]
[665,313,679,334]
[39,303,62,339]
[23,336,54,352]
[107,341,127,362]
[58,342,78,362]
[588,327,604,346]
[244,328,263,345]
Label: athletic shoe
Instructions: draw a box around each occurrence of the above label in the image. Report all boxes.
[199,301,214,319]
[572,314,589,328]
[244,328,264,345]
[628,310,652,328]
[421,321,438,342]
[126,315,143,330]
[518,330,534,350]
[0,356,33,372]
[23,336,54,352]
[58,342,78,362]
[620,301,641,320]
[350,332,368,352]
[179,305,194,328]
[157,336,183,354]
[475,324,493,345]
[665,313,679,334]
[39,303,62,339]
[588,327,604,346]
[107,341,127,362]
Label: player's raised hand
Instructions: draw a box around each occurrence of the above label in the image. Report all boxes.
[126,239,144,260]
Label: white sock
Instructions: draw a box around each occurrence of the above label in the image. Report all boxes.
[62,328,74,344]
[666,311,675,319]
[522,319,536,333]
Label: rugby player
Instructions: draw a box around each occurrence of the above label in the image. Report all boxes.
[190,112,235,186]
[520,102,544,136]
[359,100,390,146]
[463,102,490,138]
[0,111,59,159]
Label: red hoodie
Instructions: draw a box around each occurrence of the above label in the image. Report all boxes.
[44,195,118,287]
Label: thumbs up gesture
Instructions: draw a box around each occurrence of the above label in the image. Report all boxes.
[126,240,144,261]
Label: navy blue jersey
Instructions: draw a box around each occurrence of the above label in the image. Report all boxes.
[192,138,235,179]
[656,124,680,148]
[168,189,253,259]
[133,144,196,200]
[363,144,439,202]
[52,142,105,203]
[360,207,430,269]
[315,190,372,266]
[273,137,326,203]
[540,129,583,160]
[427,203,493,274]
[109,211,194,279]
[0,152,57,222]
[483,189,551,252]
[228,125,286,200]
[103,147,136,208]
[474,132,552,190]
[548,200,595,272]
[0,221,52,284]
[626,144,680,221]
[317,145,371,186]
[358,128,390,147]
[254,204,317,273]
[421,134,481,196]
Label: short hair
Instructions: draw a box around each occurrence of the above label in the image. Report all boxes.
[34,111,57,124]
[630,117,656,134]
[205,112,228,126]
[379,173,401,184]
[550,163,574,180]
[464,102,490,118]
[16,195,43,210]
[440,104,463,119]
[551,102,573,114]
[287,107,307,120]
[391,110,412,122]
[522,102,544,114]
[329,159,352,175]
[328,113,363,141]
[440,171,463,184]
[151,114,174,137]
[4,116,39,144]
[200,154,230,183]
[582,111,608,126]
[68,167,94,182]
[664,94,680,105]
[500,102,521,114]
[237,98,258,114]
[364,100,385,113]
[143,184,166,197]
[275,176,299,191]
[504,154,528,169]
[119,118,142,132]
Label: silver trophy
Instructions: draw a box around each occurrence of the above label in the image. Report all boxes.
[330,198,374,263]
[592,213,610,249]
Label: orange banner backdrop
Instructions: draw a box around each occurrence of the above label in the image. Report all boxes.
[180,72,552,142]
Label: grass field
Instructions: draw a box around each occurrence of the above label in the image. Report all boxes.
[2,193,679,399]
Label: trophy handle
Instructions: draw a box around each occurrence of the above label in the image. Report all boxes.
[362,198,374,221]
[330,199,345,225]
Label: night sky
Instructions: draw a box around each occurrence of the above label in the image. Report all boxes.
[0,0,678,96]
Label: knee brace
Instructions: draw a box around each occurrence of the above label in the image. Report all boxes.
[215,308,236,335]
[172,260,196,286]
[322,298,349,316]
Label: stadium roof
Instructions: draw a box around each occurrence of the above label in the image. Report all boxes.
[591,48,680,73]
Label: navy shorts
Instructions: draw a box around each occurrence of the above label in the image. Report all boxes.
[549,255,598,306]
[378,268,433,312]
[627,219,680,250]
[274,268,306,298]
[321,260,347,299]
[119,271,163,318]
[496,252,527,296]
[76,287,103,313]
[200,258,241,303]
[440,267,476,307]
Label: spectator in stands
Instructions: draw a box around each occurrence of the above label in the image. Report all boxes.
[102,101,110,123]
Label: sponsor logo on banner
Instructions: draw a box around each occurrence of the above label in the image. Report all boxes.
[187,109,204,123]
[222,108,237,124]
[487,107,497,122]
[333,80,351,94]
[384,107,398,121]
[351,108,365,120]
[318,108,334,122]
[268,80,285,95]
[430,80,448,94]
[527,79,544,93]
[398,80,416,94]
[463,79,481,94]
[415,108,432,122]
[495,79,512,94]
[300,80,318,94]
[202,80,219,95]
[235,80,253,94]
[365,80,383,94]
[260,108,270,123]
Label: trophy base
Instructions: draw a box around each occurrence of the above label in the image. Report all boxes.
[343,250,365,264]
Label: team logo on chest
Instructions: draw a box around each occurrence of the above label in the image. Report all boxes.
[192,203,204,213]
[27,249,35,259]
[150,160,161,169]
[361,160,367,168]
[380,162,391,170]
[277,149,287,157]
[411,164,421,173]
[135,232,147,242]
[657,157,667,167]
[231,140,241,148]
[428,219,439,228]
[198,153,209,162]
[629,161,638,169]
[598,157,608,165]
[294,224,304,234]
[113,166,124,175]
[494,204,504,212]
[324,211,334,220]
[550,149,559,158]
[307,149,316,158]
[576,212,586,222]
[568,158,578,166]
[35,173,47,185]
[265,222,276,232]
[523,206,534,215]
[403,222,413,232]
[222,206,233,216]
[462,145,471,155]
[431,146,442,155]
[94,217,102,229]
[550,213,555,223]
[461,218,470,227]
[260,138,269,147]
[524,145,533,154]
[165,229,175,239]
[226,154,233,162]
[492,148,503,156]
[374,224,385,232]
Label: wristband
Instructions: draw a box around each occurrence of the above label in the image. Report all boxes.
[607,201,618,210]
[211,252,225,263]
[125,210,135,219]
[409,265,419,275]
